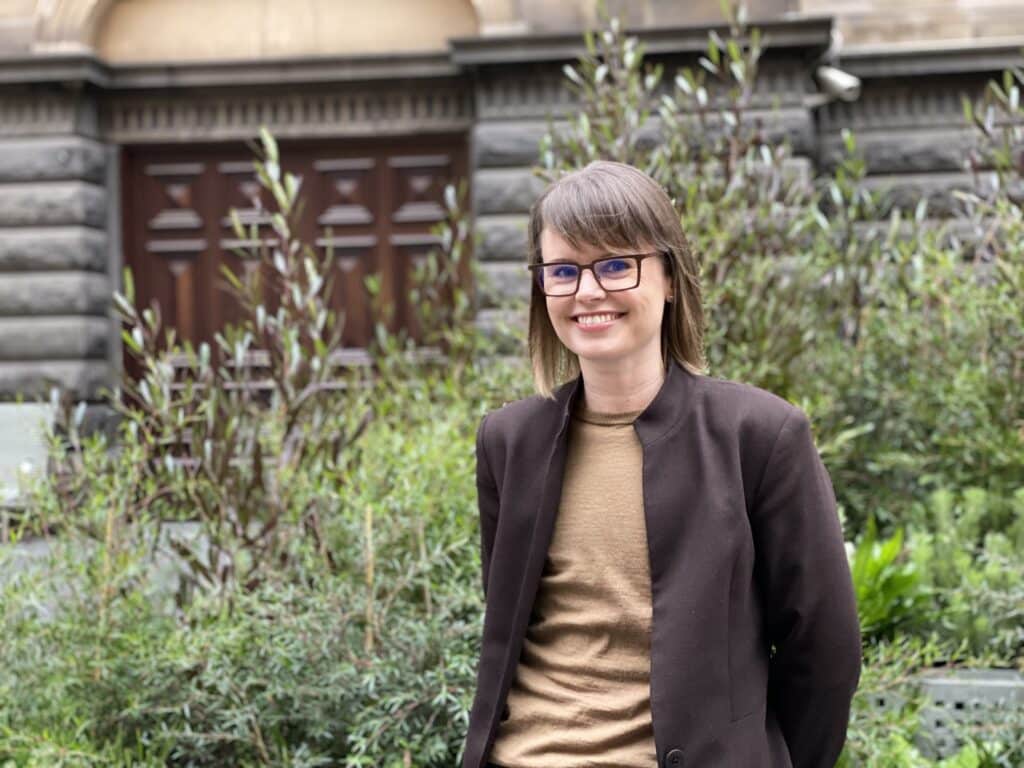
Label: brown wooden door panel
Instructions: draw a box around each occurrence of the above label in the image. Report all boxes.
[121,136,467,357]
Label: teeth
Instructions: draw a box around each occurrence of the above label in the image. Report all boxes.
[576,313,619,325]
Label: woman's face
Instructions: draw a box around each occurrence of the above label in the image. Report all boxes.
[540,228,672,370]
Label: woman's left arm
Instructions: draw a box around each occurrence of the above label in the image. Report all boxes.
[750,406,862,768]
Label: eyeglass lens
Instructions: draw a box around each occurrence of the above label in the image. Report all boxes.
[540,257,639,296]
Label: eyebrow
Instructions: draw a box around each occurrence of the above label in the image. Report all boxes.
[540,252,641,264]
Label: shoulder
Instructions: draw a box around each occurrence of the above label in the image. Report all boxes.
[480,392,561,444]
[475,391,564,482]
[689,373,810,453]
[694,374,803,423]
[688,375,823,507]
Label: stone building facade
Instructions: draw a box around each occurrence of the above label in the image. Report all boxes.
[0,0,1021,412]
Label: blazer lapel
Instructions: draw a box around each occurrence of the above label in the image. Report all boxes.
[492,376,582,726]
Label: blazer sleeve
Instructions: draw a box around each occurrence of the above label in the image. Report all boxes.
[475,413,500,599]
[750,407,862,768]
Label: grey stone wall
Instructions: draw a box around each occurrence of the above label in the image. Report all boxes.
[0,131,113,401]
[817,52,1015,224]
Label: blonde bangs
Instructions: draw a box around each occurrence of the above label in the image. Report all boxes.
[534,164,675,257]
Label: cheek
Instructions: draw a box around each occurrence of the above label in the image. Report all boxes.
[630,290,667,329]
[545,297,573,332]
[544,297,559,323]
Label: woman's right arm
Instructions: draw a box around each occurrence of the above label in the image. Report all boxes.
[475,413,500,599]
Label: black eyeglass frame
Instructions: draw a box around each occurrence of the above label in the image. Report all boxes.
[527,251,668,297]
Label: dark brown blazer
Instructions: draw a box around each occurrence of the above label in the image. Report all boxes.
[462,361,861,768]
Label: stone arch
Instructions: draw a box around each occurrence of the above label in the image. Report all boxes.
[33,0,118,53]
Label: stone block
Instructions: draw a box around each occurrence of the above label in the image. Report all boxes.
[477,214,529,262]
[474,306,527,354]
[0,137,108,183]
[0,182,106,228]
[472,108,814,172]
[916,669,1024,759]
[648,108,816,156]
[0,317,110,360]
[474,167,547,215]
[478,260,531,308]
[0,227,107,272]
[0,360,111,400]
[820,128,975,174]
[0,272,110,317]
[859,171,989,218]
[474,120,549,168]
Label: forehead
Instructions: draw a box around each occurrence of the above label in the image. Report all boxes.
[538,171,662,254]
[539,228,644,262]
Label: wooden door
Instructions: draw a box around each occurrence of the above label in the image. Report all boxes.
[120,136,468,356]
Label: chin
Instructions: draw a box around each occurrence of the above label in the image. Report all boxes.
[567,340,630,363]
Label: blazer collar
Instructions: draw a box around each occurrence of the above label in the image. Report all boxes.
[551,359,698,446]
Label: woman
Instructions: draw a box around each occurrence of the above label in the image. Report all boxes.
[462,161,861,768]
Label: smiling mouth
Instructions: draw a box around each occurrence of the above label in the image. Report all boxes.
[574,312,625,326]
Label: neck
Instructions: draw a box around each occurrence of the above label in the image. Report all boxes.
[578,353,667,415]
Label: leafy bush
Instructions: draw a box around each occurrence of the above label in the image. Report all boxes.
[907,487,1024,659]
[849,519,926,642]
[1,371,496,767]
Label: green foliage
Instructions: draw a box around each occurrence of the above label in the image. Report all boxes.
[850,519,927,642]
[35,128,374,603]
[1,367,499,766]
[907,487,1024,659]
[839,636,942,768]
[840,639,1024,768]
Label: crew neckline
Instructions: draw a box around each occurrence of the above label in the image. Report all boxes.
[575,402,644,426]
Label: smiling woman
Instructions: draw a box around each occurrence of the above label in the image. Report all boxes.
[525,161,706,404]
[462,160,861,768]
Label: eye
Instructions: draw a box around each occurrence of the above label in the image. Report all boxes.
[549,264,579,280]
[597,258,631,274]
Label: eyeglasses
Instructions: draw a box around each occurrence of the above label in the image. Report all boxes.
[527,252,665,297]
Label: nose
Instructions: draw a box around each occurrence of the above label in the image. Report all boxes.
[575,268,606,300]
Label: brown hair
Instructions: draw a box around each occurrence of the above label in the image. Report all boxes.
[527,160,707,397]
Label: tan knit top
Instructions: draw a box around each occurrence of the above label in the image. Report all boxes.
[489,402,657,767]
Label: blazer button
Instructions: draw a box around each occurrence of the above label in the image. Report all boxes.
[665,748,684,767]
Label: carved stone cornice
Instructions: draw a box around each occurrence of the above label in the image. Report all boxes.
[472,56,813,119]
[817,77,994,133]
[0,51,456,88]
[110,52,458,89]
[101,81,474,143]
[0,51,471,142]
[0,88,98,137]
[838,39,1024,79]
[0,52,110,86]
